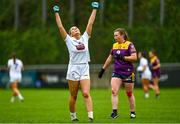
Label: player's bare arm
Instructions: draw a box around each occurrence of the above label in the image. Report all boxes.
[103,55,113,70]
[153,63,161,70]
[98,54,113,78]
[86,10,97,37]
[124,53,137,62]
[86,2,99,37]
[53,6,67,40]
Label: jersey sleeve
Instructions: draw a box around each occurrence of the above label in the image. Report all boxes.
[128,43,136,54]
[65,34,73,49]
[156,58,160,64]
[20,60,23,68]
[110,47,114,55]
[7,60,11,68]
[137,66,143,71]
[64,34,71,42]
[82,31,89,43]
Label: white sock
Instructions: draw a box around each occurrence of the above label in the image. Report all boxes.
[88,111,93,119]
[145,93,149,98]
[18,93,24,100]
[112,95,118,109]
[70,112,77,120]
[10,96,16,103]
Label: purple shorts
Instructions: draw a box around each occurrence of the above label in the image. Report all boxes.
[152,70,161,78]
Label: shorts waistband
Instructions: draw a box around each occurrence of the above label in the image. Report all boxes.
[69,63,88,65]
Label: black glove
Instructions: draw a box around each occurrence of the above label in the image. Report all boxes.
[98,68,105,78]
[117,54,125,61]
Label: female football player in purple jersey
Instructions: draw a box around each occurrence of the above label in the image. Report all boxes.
[149,50,161,98]
[98,28,137,119]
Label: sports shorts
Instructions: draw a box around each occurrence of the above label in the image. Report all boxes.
[9,75,22,83]
[66,63,90,81]
[112,72,135,83]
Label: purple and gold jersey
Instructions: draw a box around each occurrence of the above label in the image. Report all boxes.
[150,56,161,78]
[111,41,136,76]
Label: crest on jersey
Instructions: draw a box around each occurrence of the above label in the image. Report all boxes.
[76,43,85,50]
[116,50,121,55]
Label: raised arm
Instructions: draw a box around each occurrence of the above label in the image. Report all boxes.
[53,5,67,40]
[86,2,99,37]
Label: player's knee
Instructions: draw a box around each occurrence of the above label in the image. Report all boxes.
[82,92,89,98]
[126,91,133,98]
[13,92,18,96]
[112,90,118,96]
[71,95,77,100]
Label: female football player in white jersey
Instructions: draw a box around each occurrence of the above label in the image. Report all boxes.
[7,52,24,102]
[137,52,152,98]
[53,2,99,122]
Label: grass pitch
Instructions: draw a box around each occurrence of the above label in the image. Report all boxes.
[0,88,180,123]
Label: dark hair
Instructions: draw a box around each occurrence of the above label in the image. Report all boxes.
[114,28,129,40]
[11,52,16,64]
[141,51,146,58]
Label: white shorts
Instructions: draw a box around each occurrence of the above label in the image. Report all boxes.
[141,72,152,81]
[9,75,22,83]
[66,63,90,81]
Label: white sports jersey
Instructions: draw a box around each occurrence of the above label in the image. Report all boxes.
[8,58,23,82]
[65,32,90,64]
[137,57,152,80]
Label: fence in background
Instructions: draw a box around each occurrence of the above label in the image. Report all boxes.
[0,63,179,88]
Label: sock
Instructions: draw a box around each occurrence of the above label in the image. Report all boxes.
[156,94,160,99]
[131,111,135,115]
[113,109,117,114]
[88,111,93,119]
[10,96,16,102]
[145,93,149,98]
[70,112,77,120]
[18,93,24,100]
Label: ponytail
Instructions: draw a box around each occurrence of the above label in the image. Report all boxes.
[11,52,16,64]
[13,57,16,64]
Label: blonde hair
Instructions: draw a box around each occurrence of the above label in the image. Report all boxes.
[114,28,129,40]
[68,26,80,36]
[68,27,74,36]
